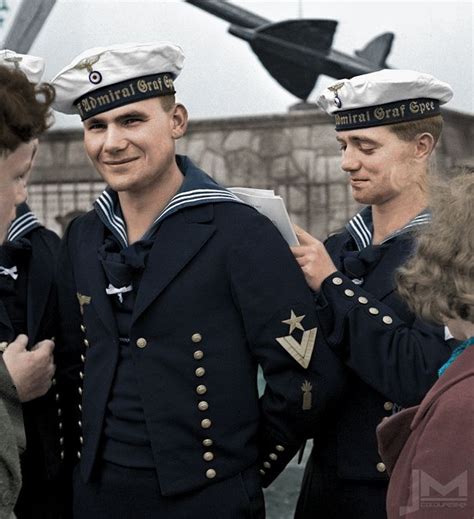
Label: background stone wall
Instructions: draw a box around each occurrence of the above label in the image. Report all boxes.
[30,107,474,237]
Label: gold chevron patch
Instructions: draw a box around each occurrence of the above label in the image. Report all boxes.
[276,327,317,369]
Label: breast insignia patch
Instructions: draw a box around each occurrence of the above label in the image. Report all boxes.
[76,292,91,315]
[276,310,317,369]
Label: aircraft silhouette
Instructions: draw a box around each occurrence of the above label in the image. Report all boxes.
[185,0,394,100]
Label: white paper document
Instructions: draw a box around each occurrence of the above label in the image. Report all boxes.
[229,187,299,246]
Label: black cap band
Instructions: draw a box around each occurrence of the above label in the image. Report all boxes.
[334,98,441,131]
[74,73,175,120]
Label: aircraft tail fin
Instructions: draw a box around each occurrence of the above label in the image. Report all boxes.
[234,19,338,100]
[355,32,394,67]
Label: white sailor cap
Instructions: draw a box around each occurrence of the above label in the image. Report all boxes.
[317,69,453,131]
[51,41,184,120]
[0,49,45,83]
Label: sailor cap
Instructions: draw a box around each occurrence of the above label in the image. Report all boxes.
[51,41,184,120]
[318,69,453,131]
[0,49,45,83]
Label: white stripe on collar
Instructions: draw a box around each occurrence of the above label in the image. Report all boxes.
[94,188,242,248]
[347,208,431,250]
[7,211,41,242]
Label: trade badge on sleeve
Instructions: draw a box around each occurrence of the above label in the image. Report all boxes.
[276,310,317,369]
[301,381,313,410]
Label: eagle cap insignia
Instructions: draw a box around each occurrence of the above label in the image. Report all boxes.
[76,292,91,315]
[276,310,317,369]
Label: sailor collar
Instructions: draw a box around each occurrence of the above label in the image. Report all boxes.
[93,155,242,249]
[346,206,431,251]
[7,203,42,242]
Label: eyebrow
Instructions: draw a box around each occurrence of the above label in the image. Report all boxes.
[337,136,379,146]
[85,110,147,126]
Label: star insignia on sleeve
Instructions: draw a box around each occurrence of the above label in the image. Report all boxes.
[282,310,305,334]
[276,310,317,369]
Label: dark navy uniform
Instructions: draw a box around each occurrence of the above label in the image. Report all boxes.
[0,203,64,519]
[56,156,346,518]
[295,208,455,519]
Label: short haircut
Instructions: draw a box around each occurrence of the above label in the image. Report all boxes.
[388,114,443,146]
[159,94,176,113]
[396,173,474,324]
[0,65,55,155]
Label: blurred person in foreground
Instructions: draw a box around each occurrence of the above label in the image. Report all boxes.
[0,50,62,518]
[291,69,457,518]
[377,173,474,518]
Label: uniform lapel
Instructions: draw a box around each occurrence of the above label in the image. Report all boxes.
[77,219,119,338]
[27,237,53,342]
[132,205,216,324]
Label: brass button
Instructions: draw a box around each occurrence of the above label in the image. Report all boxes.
[275,445,285,452]
[369,307,380,315]
[80,324,86,333]
[79,436,84,444]
[55,393,60,401]
[78,404,82,411]
[198,401,209,411]
[81,354,85,362]
[263,461,271,469]
[384,401,394,411]
[195,367,206,377]
[344,289,355,297]
[206,469,216,479]
[52,378,57,386]
[259,469,266,476]
[382,315,393,325]
[78,387,82,395]
[59,422,63,430]
[57,408,62,417]
[193,350,204,360]
[202,438,213,447]
[78,420,82,428]
[376,462,386,473]
[79,371,84,380]
[192,333,202,343]
[83,339,89,347]
[77,451,81,459]
[269,453,278,461]
[60,451,65,460]
[332,277,343,286]
[59,437,64,445]
[196,385,207,395]
[136,337,147,349]
[201,418,212,429]
[203,452,214,462]
[358,296,368,304]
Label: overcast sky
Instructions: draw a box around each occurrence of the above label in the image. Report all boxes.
[1,0,472,128]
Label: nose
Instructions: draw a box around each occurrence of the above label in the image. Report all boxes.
[341,147,361,173]
[103,126,128,154]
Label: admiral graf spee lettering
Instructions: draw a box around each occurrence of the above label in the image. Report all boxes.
[334,98,439,130]
[75,74,175,118]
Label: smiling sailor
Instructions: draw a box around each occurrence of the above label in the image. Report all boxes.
[50,42,346,519]
[291,70,458,519]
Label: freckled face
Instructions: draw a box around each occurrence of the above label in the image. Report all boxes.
[336,126,418,207]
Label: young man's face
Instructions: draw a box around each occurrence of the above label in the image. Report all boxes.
[336,126,420,207]
[0,139,37,236]
[83,97,186,196]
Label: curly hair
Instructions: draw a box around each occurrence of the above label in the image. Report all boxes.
[0,64,55,155]
[396,174,474,324]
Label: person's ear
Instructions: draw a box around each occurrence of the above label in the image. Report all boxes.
[171,103,188,140]
[413,132,435,161]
